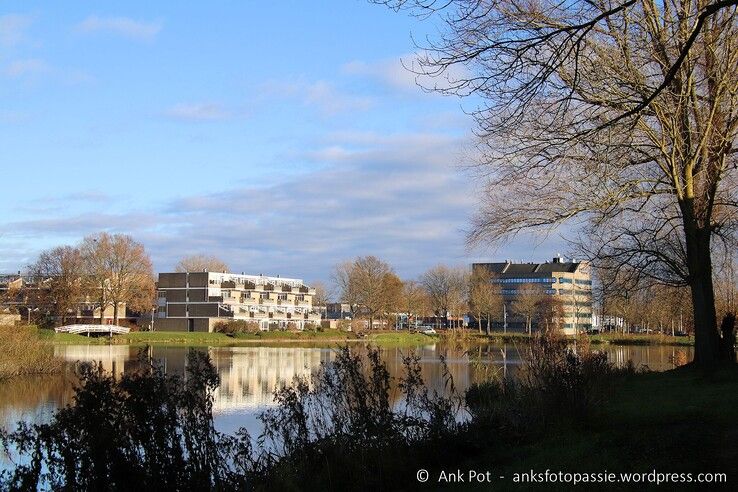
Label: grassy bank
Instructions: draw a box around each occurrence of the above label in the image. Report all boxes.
[36,325,694,348]
[588,332,694,346]
[463,365,738,491]
[37,327,437,346]
[0,326,63,379]
[461,330,694,346]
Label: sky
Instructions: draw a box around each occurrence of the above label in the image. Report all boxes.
[0,1,565,284]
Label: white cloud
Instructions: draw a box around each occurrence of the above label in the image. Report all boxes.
[302,81,374,114]
[263,79,374,115]
[75,15,161,41]
[342,55,419,92]
[342,53,471,95]
[3,58,49,77]
[163,103,232,122]
[0,130,558,281]
[0,14,33,47]
[0,131,478,280]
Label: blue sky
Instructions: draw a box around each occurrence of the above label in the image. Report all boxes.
[0,1,563,283]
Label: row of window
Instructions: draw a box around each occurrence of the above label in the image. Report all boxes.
[501,288,592,296]
[493,277,555,284]
[492,277,592,286]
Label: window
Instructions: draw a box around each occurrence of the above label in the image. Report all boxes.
[491,277,555,284]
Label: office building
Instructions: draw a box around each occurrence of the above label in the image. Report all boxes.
[472,257,592,335]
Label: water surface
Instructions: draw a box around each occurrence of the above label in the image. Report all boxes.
[0,342,692,436]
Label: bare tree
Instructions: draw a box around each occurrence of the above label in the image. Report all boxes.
[80,233,155,325]
[27,246,84,326]
[174,254,229,273]
[80,234,112,325]
[373,0,738,365]
[401,280,431,329]
[311,281,331,307]
[469,267,504,334]
[448,268,469,331]
[334,256,397,329]
[536,295,566,334]
[382,272,404,326]
[421,265,468,330]
[511,285,548,336]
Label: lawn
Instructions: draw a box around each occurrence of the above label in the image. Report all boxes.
[458,365,738,491]
[37,327,442,346]
[589,332,694,346]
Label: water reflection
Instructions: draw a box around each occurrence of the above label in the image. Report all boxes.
[1,343,692,435]
[211,347,332,410]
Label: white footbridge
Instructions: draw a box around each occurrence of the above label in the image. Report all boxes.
[55,324,130,336]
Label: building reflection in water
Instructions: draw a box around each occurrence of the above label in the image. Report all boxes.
[44,342,693,421]
[209,347,332,411]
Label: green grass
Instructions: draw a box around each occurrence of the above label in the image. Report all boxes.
[38,327,440,346]
[460,365,738,491]
[463,330,695,346]
[465,331,533,344]
[589,332,694,346]
[232,328,358,341]
[37,328,111,344]
[366,331,438,345]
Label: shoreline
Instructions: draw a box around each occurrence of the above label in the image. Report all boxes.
[38,328,695,347]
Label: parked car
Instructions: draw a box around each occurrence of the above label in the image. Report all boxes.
[421,327,437,336]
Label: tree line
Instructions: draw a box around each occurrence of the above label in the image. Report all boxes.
[19,233,156,326]
[331,256,573,332]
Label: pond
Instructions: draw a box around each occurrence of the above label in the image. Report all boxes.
[0,342,693,436]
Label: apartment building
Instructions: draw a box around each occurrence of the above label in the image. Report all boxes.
[472,257,593,335]
[0,273,128,325]
[155,271,321,332]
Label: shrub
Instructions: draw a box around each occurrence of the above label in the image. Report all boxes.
[465,331,638,436]
[0,350,251,490]
[213,320,260,335]
[0,346,463,491]
[253,347,461,489]
[0,326,63,380]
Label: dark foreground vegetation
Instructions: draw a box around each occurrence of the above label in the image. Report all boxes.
[1,336,735,491]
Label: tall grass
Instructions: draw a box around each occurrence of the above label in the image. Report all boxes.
[466,331,637,438]
[0,326,63,380]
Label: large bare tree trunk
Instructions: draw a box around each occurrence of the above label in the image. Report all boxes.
[685,224,721,365]
[113,302,119,326]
